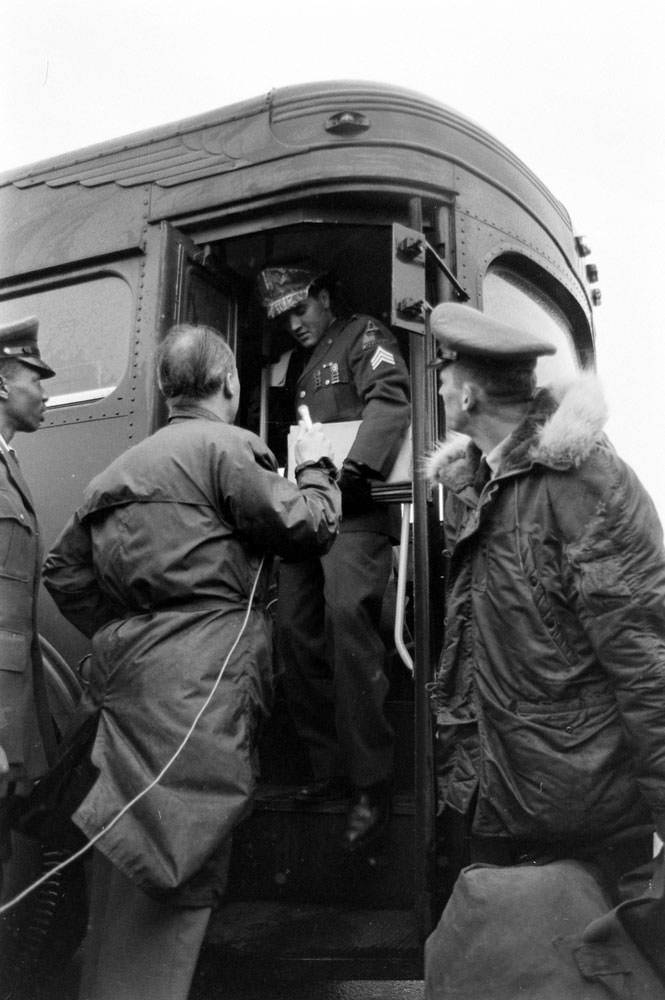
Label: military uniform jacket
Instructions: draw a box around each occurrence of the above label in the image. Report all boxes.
[295,314,410,535]
[43,406,340,901]
[0,447,55,784]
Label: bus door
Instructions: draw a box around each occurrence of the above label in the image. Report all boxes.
[152,221,241,431]
[152,212,450,977]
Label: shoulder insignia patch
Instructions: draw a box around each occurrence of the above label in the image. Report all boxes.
[361,319,380,350]
[370,346,395,370]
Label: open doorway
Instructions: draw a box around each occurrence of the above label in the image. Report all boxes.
[195,220,410,464]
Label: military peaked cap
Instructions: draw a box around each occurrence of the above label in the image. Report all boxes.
[429,303,556,367]
[0,316,55,378]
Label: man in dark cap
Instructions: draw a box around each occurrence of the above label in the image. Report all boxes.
[0,317,57,890]
[257,265,411,852]
[425,302,665,891]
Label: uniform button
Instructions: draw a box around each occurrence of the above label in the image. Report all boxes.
[299,391,306,398]
[19,514,25,520]
[324,380,330,386]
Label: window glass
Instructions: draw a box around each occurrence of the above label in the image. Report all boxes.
[483,265,580,382]
[0,273,132,406]
[184,267,238,354]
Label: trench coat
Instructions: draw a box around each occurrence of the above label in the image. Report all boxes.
[43,405,340,902]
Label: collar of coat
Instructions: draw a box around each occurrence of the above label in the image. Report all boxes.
[168,402,226,424]
[424,373,608,492]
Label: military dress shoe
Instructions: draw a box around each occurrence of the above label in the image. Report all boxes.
[342,783,391,853]
[293,776,351,803]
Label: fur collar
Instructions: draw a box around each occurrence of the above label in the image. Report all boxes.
[424,374,608,489]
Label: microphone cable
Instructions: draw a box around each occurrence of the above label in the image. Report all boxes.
[0,555,266,915]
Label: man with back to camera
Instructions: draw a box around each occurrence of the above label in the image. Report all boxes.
[0,317,56,895]
[257,265,411,853]
[42,324,341,1000]
[425,302,665,897]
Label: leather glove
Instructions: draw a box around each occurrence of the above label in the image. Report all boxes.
[338,463,374,516]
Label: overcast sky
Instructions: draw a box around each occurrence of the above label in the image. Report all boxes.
[2,0,664,513]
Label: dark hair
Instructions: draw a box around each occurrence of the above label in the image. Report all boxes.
[451,358,537,403]
[157,324,235,401]
[307,269,337,299]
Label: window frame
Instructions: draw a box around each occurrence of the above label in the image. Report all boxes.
[0,257,141,426]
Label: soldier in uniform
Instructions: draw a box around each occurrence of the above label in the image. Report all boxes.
[257,265,411,852]
[0,317,56,891]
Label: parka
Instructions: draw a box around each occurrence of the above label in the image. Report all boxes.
[42,405,340,903]
[426,375,665,847]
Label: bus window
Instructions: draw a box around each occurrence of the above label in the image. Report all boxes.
[0,272,132,407]
[182,267,238,355]
[483,264,580,382]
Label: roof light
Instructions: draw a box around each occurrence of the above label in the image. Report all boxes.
[575,235,592,257]
[325,111,370,135]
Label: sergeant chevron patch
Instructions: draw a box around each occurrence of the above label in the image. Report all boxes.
[370,346,395,369]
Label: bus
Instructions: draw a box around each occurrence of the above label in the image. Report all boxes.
[0,80,597,986]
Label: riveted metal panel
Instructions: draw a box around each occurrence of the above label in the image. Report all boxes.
[0,182,150,279]
[452,164,590,322]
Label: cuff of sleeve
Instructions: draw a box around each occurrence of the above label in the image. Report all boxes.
[342,459,383,481]
[295,457,338,480]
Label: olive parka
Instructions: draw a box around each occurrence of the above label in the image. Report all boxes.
[426,375,665,848]
[42,405,340,903]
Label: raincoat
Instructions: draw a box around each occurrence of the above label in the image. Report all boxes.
[43,404,340,903]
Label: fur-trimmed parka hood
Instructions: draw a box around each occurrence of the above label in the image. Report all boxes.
[425,373,609,490]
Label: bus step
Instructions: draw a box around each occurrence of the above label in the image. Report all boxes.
[228,790,415,908]
[199,900,420,983]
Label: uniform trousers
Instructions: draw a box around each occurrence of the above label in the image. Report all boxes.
[78,850,212,1000]
[277,530,394,789]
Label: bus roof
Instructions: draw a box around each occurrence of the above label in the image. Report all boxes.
[0,80,568,224]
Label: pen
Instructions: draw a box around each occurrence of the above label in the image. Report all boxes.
[297,405,313,430]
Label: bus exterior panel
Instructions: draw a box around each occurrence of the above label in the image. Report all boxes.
[0,81,597,981]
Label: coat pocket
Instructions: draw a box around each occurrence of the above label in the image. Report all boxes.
[0,492,32,581]
[479,695,639,840]
[0,628,28,762]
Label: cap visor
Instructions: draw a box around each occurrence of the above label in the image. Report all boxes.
[18,357,56,379]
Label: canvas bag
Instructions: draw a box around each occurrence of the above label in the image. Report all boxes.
[425,859,665,1000]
